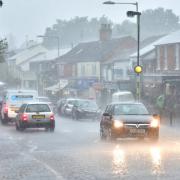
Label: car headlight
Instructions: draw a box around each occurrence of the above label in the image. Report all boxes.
[114,120,123,128]
[150,119,159,128]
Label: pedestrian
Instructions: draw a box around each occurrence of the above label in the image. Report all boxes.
[165,92,176,126]
[155,94,165,121]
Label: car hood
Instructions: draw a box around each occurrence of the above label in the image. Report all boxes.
[79,107,99,112]
[113,115,153,123]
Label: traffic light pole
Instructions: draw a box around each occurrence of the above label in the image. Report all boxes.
[137,13,141,101]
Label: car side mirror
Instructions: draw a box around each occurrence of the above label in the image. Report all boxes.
[103,112,110,116]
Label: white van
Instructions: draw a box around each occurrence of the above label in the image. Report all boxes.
[0,89,38,124]
[112,91,135,103]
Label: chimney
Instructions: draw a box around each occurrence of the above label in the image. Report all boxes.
[99,24,112,41]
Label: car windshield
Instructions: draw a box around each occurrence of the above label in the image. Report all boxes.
[37,97,50,102]
[78,100,98,109]
[114,104,149,115]
[26,104,51,112]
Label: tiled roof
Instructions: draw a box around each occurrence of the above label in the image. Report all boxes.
[57,36,136,63]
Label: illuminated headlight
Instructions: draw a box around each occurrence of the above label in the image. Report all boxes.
[114,120,123,128]
[150,119,159,128]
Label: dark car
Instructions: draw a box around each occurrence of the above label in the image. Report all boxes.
[15,102,55,132]
[100,102,159,141]
[72,99,101,120]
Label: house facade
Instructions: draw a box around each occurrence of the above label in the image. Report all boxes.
[130,30,180,102]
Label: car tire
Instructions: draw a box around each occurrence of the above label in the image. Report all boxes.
[100,127,106,140]
[1,118,8,125]
[19,123,25,132]
[50,128,55,132]
[72,110,78,120]
[16,122,19,131]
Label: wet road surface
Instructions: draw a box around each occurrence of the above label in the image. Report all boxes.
[1,115,180,179]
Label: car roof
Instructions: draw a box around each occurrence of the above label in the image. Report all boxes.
[108,102,145,106]
[24,102,51,105]
[112,91,133,96]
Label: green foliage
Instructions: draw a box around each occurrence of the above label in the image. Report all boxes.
[0,39,8,63]
[141,8,180,38]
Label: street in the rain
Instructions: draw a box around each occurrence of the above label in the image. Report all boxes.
[0,115,180,180]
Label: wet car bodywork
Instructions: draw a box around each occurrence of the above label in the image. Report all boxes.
[100,102,159,141]
[15,102,55,132]
[72,99,101,120]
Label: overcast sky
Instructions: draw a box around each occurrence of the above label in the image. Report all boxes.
[0,0,179,47]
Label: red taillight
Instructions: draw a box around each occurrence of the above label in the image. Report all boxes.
[50,114,55,121]
[21,114,28,121]
[4,104,8,113]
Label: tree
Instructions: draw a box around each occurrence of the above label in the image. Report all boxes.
[141,8,180,38]
[0,39,8,63]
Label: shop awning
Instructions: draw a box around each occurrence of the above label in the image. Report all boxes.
[45,80,68,92]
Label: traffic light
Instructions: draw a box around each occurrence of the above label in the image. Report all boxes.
[0,1,3,7]
[127,11,141,17]
[134,65,142,74]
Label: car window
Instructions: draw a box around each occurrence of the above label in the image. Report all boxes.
[114,104,149,115]
[19,104,27,113]
[26,104,51,112]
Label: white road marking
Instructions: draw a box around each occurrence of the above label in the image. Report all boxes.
[21,152,64,180]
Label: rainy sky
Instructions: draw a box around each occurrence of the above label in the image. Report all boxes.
[0,0,179,46]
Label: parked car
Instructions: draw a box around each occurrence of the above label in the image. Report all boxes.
[56,98,66,115]
[36,96,55,112]
[0,89,38,124]
[100,102,159,141]
[72,99,101,120]
[63,98,79,116]
[15,102,55,132]
[112,91,135,103]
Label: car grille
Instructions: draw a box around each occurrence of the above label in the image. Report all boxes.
[124,123,150,129]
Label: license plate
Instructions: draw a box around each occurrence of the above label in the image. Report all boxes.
[32,115,45,119]
[11,107,19,112]
[130,129,145,134]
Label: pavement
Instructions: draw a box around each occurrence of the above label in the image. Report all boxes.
[1,115,180,179]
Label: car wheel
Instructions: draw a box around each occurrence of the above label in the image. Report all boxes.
[16,122,19,131]
[72,111,78,120]
[100,127,106,140]
[19,123,25,132]
[50,128,55,132]
[1,118,8,125]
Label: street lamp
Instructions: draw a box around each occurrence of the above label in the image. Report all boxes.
[37,35,60,57]
[103,1,142,101]
[103,1,138,11]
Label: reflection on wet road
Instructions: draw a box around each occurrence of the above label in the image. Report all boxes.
[1,116,180,179]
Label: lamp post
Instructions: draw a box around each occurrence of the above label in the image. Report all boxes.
[0,1,3,7]
[37,35,60,57]
[103,1,142,101]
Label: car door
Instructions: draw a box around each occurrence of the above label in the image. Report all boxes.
[65,100,74,115]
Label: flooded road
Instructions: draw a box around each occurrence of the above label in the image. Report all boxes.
[0,115,180,179]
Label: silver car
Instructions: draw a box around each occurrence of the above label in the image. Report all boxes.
[15,102,55,132]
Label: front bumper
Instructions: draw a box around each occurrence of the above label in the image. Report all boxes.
[112,126,159,138]
[20,121,55,128]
